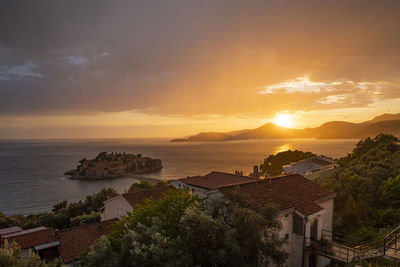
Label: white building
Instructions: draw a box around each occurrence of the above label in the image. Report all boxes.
[283,156,337,177]
[101,185,174,221]
[200,172,336,267]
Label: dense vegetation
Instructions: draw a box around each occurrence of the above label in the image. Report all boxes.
[0,241,63,267]
[82,189,288,267]
[319,134,400,241]
[128,180,168,192]
[259,149,316,176]
[0,188,116,230]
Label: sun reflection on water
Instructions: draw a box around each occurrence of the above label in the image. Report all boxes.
[274,143,293,154]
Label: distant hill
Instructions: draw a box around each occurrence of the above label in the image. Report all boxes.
[171,113,400,142]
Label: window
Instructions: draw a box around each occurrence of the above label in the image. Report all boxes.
[310,219,318,240]
[292,214,304,236]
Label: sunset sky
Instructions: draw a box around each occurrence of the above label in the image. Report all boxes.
[1,0,400,138]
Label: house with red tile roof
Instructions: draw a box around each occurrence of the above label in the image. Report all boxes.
[0,226,23,238]
[211,173,336,267]
[100,185,174,222]
[0,219,118,266]
[282,155,337,177]
[1,226,60,260]
[58,219,117,266]
[170,171,257,197]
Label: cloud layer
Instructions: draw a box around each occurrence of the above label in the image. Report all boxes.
[1,0,400,119]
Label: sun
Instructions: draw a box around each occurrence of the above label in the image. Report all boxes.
[274,114,293,128]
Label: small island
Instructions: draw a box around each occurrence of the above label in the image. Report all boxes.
[65,152,162,179]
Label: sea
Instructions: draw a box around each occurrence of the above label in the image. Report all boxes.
[0,138,359,216]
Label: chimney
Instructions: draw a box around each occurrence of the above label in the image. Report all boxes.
[253,165,259,178]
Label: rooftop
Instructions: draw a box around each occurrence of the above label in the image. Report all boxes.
[3,227,57,249]
[179,171,256,190]
[219,173,335,216]
[0,226,23,237]
[122,185,174,207]
[58,219,117,263]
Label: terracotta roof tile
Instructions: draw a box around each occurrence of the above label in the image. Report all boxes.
[5,228,57,249]
[0,226,22,237]
[122,185,174,207]
[179,171,256,190]
[219,173,335,216]
[58,219,117,263]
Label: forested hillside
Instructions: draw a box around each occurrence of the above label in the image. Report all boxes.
[319,134,400,241]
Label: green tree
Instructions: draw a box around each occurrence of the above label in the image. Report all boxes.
[0,241,63,267]
[81,236,117,267]
[128,181,168,192]
[319,134,400,241]
[83,189,288,267]
[259,149,316,176]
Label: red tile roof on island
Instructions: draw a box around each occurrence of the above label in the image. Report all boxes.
[178,171,257,190]
[122,185,175,207]
[58,219,117,264]
[219,173,335,216]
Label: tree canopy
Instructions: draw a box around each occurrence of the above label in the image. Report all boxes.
[128,180,168,192]
[82,189,288,267]
[319,134,400,241]
[0,241,63,267]
[0,188,116,230]
[259,149,316,176]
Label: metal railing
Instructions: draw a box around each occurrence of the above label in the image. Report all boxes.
[307,229,387,263]
[306,236,357,263]
[384,224,400,257]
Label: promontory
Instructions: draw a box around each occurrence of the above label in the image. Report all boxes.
[65,152,162,179]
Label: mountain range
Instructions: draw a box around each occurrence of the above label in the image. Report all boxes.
[171,113,400,142]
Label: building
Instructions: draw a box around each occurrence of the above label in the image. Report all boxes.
[282,156,337,177]
[0,226,23,239]
[0,220,118,266]
[208,173,336,267]
[170,171,257,197]
[100,185,174,221]
[1,226,60,261]
[58,219,116,266]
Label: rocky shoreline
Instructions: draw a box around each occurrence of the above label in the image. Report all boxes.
[65,152,162,180]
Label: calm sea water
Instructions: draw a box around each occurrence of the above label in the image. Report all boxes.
[0,138,358,215]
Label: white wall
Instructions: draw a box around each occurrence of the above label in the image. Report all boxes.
[315,198,334,267]
[101,195,133,221]
[317,198,334,235]
[277,211,295,267]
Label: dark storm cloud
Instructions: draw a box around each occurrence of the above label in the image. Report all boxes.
[1,0,400,116]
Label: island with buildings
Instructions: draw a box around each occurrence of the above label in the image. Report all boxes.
[65,152,162,179]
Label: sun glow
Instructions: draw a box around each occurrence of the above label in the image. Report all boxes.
[274,113,293,128]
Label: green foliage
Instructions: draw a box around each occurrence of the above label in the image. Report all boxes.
[336,256,400,267]
[111,188,200,244]
[70,211,101,227]
[320,134,400,241]
[259,149,316,176]
[0,241,63,267]
[128,180,168,192]
[81,236,118,267]
[83,189,288,267]
[0,188,116,230]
